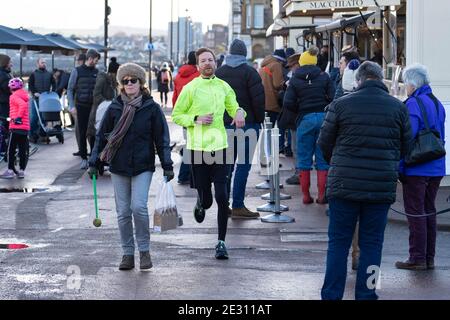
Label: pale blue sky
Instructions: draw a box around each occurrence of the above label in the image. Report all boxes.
[0,0,230,33]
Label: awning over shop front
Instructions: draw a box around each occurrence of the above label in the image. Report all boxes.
[285,0,400,16]
[266,19,316,37]
[314,11,374,32]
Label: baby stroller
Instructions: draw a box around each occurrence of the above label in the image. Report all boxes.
[33,92,64,144]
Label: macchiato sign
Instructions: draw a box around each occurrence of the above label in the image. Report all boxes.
[286,0,401,13]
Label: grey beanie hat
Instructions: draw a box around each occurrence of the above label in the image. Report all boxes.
[229,39,247,57]
[117,63,147,84]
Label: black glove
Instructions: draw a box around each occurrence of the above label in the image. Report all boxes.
[88,166,98,180]
[14,117,22,125]
[163,170,174,182]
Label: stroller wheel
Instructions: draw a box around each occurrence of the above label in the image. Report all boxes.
[57,134,64,144]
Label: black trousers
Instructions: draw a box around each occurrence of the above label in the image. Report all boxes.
[190,150,229,241]
[160,92,168,105]
[8,131,28,171]
[76,105,94,160]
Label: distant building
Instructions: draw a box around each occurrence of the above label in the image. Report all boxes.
[228,0,274,59]
[203,24,229,55]
[168,19,203,65]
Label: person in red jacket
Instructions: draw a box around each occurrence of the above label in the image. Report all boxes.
[172,51,200,185]
[172,51,200,106]
[0,78,30,179]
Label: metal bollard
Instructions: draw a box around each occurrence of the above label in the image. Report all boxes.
[260,127,295,223]
[256,116,272,190]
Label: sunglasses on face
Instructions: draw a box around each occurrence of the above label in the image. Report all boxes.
[121,78,139,85]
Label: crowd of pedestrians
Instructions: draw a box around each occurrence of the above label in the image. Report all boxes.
[0,40,446,301]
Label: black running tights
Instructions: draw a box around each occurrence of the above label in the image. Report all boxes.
[197,182,229,241]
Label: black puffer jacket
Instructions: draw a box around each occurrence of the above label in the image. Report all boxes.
[0,67,12,118]
[318,80,413,203]
[89,94,173,176]
[283,65,335,128]
[216,63,265,124]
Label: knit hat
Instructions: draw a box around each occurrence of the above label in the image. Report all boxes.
[188,51,196,65]
[117,63,146,84]
[285,47,295,58]
[299,46,319,66]
[0,54,11,68]
[229,39,247,57]
[273,49,287,62]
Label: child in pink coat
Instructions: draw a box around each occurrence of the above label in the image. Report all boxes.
[0,78,30,179]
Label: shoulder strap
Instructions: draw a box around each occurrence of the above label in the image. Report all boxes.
[414,97,430,130]
[427,93,441,115]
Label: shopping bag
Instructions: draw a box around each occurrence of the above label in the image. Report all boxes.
[153,179,182,232]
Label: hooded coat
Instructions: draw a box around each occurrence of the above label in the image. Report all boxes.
[258,56,285,113]
[172,64,199,106]
[283,65,335,128]
[9,89,30,131]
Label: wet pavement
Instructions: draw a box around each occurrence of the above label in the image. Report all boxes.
[0,94,450,300]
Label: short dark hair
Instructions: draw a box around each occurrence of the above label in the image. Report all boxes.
[342,51,360,63]
[195,48,216,64]
[86,49,100,60]
[77,53,87,62]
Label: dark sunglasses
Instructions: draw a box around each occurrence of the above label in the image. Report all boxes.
[121,78,139,85]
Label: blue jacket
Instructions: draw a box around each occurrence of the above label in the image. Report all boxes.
[399,85,446,177]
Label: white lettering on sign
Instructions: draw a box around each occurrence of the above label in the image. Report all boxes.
[310,0,364,9]
[294,0,401,11]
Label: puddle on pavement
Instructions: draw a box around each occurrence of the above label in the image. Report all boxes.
[0,187,50,194]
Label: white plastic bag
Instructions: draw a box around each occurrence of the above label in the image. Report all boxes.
[153,179,182,232]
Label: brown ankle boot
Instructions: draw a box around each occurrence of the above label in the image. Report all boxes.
[299,171,313,204]
[316,170,328,204]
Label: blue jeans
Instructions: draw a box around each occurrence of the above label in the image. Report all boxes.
[177,148,191,182]
[296,113,329,171]
[321,198,390,300]
[226,123,261,208]
[111,171,153,255]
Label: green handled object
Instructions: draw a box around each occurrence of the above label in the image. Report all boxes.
[92,174,102,227]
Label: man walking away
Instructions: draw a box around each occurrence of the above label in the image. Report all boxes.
[318,61,412,300]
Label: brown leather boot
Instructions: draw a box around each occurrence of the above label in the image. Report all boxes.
[299,171,313,204]
[395,260,427,270]
[316,170,328,204]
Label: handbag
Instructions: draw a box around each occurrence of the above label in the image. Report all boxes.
[404,94,446,166]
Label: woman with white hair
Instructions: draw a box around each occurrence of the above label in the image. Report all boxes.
[396,63,446,270]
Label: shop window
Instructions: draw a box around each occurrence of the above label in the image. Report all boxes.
[254,5,265,29]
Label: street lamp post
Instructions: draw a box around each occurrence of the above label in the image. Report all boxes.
[185,9,188,62]
[170,0,173,61]
[149,0,153,90]
[104,0,110,70]
[177,1,180,65]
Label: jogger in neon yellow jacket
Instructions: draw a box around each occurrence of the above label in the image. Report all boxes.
[172,73,245,152]
[172,48,246,260]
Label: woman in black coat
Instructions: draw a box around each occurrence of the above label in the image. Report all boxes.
[89,63,174,271]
